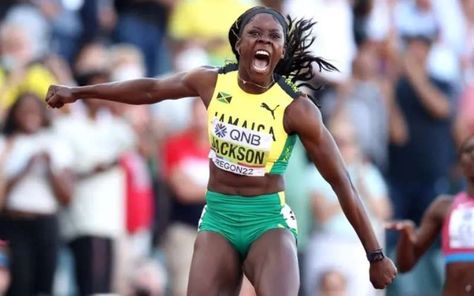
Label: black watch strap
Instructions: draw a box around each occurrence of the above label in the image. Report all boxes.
[367,248,385,263]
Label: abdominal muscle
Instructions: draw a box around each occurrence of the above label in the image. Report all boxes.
[444,263,474,295]
[207,162,285,196]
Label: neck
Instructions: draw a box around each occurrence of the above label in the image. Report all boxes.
[468,179,474,197]
[237,74,275,92]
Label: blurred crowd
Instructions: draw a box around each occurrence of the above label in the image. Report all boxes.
[0,0,472,295]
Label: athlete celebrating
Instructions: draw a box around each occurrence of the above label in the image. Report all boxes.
[45,6,396,295]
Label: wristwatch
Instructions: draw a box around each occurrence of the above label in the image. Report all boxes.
[367,248,385,263]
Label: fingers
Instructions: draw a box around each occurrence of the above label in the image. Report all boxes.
[45,85,65,109]
[373,275,396,289]
[371,258,398,289]
[384,220,414,231]
[46,90,64,109]
[384,221,404,230]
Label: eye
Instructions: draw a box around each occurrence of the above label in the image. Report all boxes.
[248,30,261,38]
[270,33,282,40]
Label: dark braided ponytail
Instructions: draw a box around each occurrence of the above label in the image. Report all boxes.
[228,7,338,103]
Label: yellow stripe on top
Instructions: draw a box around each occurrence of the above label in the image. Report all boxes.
[207,64,299,176]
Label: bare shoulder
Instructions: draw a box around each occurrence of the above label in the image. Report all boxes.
[284,94,322,135]
[184,66,219,106]
[428,195,453,221]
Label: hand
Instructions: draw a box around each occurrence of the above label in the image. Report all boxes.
[45,85,77,109]
[385,220,416,242]
[25,152,50,171]
[369,257,398,289]
[402,52,426,84]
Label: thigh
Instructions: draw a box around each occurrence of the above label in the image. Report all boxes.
[243,229,299,296]
[188,231,242,296]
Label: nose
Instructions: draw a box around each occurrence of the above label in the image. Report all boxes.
[257,34,271,44]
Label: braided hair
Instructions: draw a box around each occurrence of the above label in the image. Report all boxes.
[228,6,338,103]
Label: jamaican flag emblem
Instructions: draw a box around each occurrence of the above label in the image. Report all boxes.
[216,92,232,104]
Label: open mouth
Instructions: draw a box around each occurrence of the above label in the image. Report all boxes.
[252,50,270,73]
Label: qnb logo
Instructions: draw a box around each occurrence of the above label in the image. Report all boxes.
[215,123,227,138]
[260,102,280,119]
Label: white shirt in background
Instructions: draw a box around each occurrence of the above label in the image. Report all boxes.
[54,112,136,240]
[0,130,74,214]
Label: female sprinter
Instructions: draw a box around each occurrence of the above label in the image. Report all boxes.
[387,134,474,296]
[46,6,397,295]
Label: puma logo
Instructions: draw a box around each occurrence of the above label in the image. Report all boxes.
[260,102,280,119]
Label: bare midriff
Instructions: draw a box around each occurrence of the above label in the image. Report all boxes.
[443,263,474,295]
[207,162,285,196]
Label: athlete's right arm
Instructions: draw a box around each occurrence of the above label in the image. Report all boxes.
[45,66,218,108]
[386,195,451,272]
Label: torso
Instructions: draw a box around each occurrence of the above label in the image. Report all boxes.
[444,263,474,295]
[441,192,474,295]
[204,64,301,196]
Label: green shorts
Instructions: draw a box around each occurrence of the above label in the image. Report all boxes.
[198,190,298,259]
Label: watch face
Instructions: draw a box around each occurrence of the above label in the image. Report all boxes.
[368,250,384,262]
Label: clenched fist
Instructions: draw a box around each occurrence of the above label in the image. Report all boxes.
[370,256,398,289]
[45,85,77,109]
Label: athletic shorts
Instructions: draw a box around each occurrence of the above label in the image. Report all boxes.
[198,190,298,259]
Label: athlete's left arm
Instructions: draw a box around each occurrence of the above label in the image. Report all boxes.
[386,195,450,272]
[284,95,397,289]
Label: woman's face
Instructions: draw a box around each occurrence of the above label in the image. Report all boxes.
[15,95,44,134]
[331,120,360,165]
[237,13,285,78]
[460,136,474,178]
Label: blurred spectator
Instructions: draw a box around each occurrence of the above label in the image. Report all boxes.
[168,0,254,67]
[352,0,373,46]
[0,22,57,116]
[3,1,50,59]
[110,43,146,82]
[114,0,173,76]
[109,44,155,158]
[74,41,110,77]
[0,137,14,209]
[79,0,116,46]
[284,139,314,296]
[161,98,209,296]
[395,0,438,39]
[259,0,283,13]
[304,118,391,296]
[388,33,456,226]
[284,0,356,83]
[0,1,16,20]
[0,240,10,295]
[54,71,135,295]
[454,0,474,147]
[323,42,390,170]
[395,0,464,85]
[106,45,157,294]
[34,0,83,64]
[0,92,74,296]
[387,33,457,295]
[454,84,474,147]
[460,0,474,85]
[129,257,168,296]
[317,269,348,296]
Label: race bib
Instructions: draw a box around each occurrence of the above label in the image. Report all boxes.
[449,207,474,248]
[209,118,272,176]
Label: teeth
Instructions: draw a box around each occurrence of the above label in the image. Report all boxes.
[256,50,269,56]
